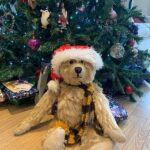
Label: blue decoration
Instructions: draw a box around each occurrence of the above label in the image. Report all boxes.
[107,95,128,122]
[128,23,138,35]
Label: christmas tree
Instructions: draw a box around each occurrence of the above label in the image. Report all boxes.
[0,0,150,101]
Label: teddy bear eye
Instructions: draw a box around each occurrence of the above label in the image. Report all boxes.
[80,60,84,63]
[69,60,74,64]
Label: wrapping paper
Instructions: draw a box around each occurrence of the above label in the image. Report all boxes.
[3,80,38,103]
[107,95,128,122]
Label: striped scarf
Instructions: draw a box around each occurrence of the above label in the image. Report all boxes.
[53,83,95,145]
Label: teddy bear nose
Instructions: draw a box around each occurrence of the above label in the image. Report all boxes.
[75,67,82,74]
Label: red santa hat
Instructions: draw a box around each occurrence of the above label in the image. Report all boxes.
[48,45,104,92]
[51,45,103,80]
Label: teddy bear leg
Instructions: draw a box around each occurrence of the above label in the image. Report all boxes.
[81,127,116,150]
[65,144,81,150]
[42,127,66,150]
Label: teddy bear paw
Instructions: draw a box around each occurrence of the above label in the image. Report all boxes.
[104,128,126,143]
[43,128,65,150]
[14,122,31,136]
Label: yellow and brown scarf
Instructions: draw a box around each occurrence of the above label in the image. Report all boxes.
[53,83,95,145]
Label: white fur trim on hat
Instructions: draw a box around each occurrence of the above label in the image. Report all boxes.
[52,47,103,75]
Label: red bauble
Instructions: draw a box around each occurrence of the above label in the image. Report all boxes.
[27,37,40,51]
[125,86,133,94]
[35,68,41,78]
[128,39,135,47]
[20,0,28,2]
[110,8,117,19]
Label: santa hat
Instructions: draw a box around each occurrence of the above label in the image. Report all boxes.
[48,45,103,92]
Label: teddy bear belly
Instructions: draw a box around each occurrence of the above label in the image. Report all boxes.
[57,99,82,128]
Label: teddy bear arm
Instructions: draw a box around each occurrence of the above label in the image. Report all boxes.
[14,90,57,136]
[93,84,126,143]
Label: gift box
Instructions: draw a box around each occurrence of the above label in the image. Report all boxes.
[3,80,38,106]
[107,95,128,122]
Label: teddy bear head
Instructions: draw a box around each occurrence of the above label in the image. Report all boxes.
[51,45,103,86]
[59,59,96,85]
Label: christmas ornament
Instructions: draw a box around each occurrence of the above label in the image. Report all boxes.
[0,90,6,102]
[35,68,41,78]
[125,86,133,94]
[143,59,150,68]
[28,0,37,9]
[27,37,40,51]
[132,48,138,57]
[128,23,138,35]
[127,39,135,47]
[110,8,117,19]
[58,2,69,31]
[128,17,134,23]
[110,43,125,59]
[40,9,51,29]
[0,12,15,32]
[20,0,28,2]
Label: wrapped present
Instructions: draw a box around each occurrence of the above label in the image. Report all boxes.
[3,80,38,105]
[107,95,128,122]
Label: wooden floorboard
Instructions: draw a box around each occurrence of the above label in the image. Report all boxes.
[0,84,150,150]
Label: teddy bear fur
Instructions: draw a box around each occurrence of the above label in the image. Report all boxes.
[14,59,126,150]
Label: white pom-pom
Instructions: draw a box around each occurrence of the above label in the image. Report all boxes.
[47,80,59,93]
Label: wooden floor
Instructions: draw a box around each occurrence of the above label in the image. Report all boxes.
[0,83,150,150]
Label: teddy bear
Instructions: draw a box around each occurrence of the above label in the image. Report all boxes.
[14,45,126,150]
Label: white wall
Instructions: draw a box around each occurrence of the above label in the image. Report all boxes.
[134,0,150,16]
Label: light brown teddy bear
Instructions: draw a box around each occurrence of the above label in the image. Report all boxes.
[14,45,126,150]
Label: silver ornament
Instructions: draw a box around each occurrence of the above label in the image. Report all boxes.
[143,60,150,69]
[143,56,150,68]
[110,43,125,59]
[132,48,138,57]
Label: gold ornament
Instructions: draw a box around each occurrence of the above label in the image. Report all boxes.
[40,9,51,29]
[110,43,125,59]
[28,0,37,10]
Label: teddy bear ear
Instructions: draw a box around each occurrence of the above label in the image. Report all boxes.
[47,80,60,93]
